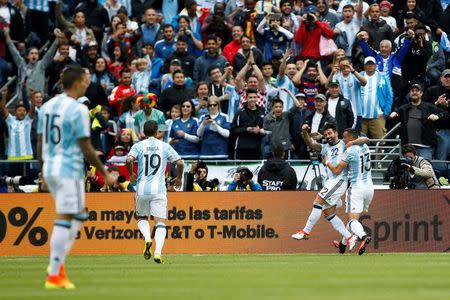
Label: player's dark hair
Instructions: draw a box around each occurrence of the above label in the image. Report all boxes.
[62,66,85,90]
[402,144,417,155]
[143,120,158,137]
[323,122,338,132]
[344,128,359,139]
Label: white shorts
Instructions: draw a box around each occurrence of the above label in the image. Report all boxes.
[45,177,85,214]
[318,179,348,209]
[135,194,168,219]
[345,185,374,214]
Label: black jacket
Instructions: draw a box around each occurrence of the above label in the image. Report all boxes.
[402,41,433,83]
[158,84,194,115]
[231,104,265,151]
[257,159,298,191]
[422,84,450,129]
[362,19,393,51]
[233,48,264,72]
[396,101,444,147]
[327,95,354,138]
[162,51,196,78]
[303,109,336,134]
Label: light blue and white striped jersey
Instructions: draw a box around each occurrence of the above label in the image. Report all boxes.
[321,140,347,182]
[333,72,362,117]
[5,115,33,160]
[24,0,51,12]
[37,93,91,180]
[360,71,384,119]
[277,75,297,111]
[341,144,373,186]
[128,137,181,196]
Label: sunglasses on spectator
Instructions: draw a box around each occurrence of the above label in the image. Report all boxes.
[182,105,192,108]
[208,103,218,107]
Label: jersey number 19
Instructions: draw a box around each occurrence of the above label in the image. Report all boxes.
[144,154,161,176]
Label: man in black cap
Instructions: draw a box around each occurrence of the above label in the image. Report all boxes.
[327,79,354,137]
[390,83,444,160]
[303,93,336,138]
[161,36,196,78]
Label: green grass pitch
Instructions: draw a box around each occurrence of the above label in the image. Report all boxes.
[0,253,449,300]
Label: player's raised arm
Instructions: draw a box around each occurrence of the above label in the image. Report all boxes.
[173,159,184,189]
[126,154,136,184]
[301,124,322,152]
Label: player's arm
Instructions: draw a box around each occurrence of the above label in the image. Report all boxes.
[37,134,43,169]
[78,137,113,184]
[325,160,348,175]
[346,137,369,148]
[301,124,322,152]
[126,155,136,183]
[173,159,184,189]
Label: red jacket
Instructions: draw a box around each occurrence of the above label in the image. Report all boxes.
[295,21,334,60]
[223,40,241,64]
[108,84,136,115]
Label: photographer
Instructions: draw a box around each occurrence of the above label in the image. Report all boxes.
[400,144,440,189]
[176,16,204,57]
[256,13,294,62]
[101,166,133,192]
[227,166,262,191]
[186,161,220,192]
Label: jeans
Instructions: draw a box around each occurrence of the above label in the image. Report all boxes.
[415,146,434,160]
[435,129,450,160]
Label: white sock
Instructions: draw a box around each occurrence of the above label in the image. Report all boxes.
[342,223,353,244]
[65,219,83,255]
[154,222,166,255]
[349,219,367,239]
[49,220,71,276]
[303,203,322,233]
[327,214,352,239]
[137,219,151,242]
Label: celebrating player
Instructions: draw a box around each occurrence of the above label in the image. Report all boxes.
[291,123,367,250]
[38,66,114,289]
[325,128,374,255]
[126,120,184,264]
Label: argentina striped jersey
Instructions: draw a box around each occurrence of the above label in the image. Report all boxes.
[321,140,347,182]
[341,144,373,186]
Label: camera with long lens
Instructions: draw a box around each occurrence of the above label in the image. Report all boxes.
[306,13,315,22]
[384,158,414,189]
[0,176,27,186]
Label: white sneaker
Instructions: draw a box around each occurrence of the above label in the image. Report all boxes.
[346,235,357,251]
[291,230,310,240]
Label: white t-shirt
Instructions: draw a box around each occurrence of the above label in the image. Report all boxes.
[335,18,362,56]
[327,97,339,118]
[311,112,323,134]
[0,6,11,24]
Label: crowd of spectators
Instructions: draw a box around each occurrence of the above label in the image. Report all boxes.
[0,0,449,190]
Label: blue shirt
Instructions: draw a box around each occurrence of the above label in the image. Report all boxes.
[128,137,181,196]
[37,93,91,180]
[154,39,176,60]
[170,117,199,159]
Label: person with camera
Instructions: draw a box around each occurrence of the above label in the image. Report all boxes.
[197,96,230,160]
[258,144,297,191]
[176,15,204,57]
[292,123,359,251]
[186,161,220,191]
[400,144,441,189]
[227,166,262,191]
[100,166,133,192]
[228,0,258,45]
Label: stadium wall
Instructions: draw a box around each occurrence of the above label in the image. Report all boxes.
[0,191,448,256]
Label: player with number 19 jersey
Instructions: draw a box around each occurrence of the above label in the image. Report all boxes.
[128,136,181,196]
[321,140,348,182]
[37,94,91,180]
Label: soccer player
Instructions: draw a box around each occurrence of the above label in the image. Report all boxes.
[37,66,114,289]
[126,120,184,264]
[325,128,374,255]
[291,123,367,250]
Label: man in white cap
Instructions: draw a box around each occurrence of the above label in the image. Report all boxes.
[359,56,393,140]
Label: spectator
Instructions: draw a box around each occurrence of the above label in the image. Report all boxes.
[108,68,136,116]
[101,166,132,192]
[302,93,336,137]
[228,0,258,45]
[176,15,204,57]
[103,0,122,20]
[1,88,34,160]
[258,144,298,191]
[233,34,264,71]
[416,0,443,36]
[154,24,176,61]
[401,144,441,189]
[277,48,298,111]
[207,65,230,113]
[192,81,210,118]
[132,58,152,94]
[84,67,109,109]
[282,89,308,159]
[397,0,426,33]
[186,161,220,191]
[325,80,354,138]
[394,12,419,47]
[317,0,339,28]
[279,0,301,56]
[231,88,265,160]
[172,0,207,36]
[5,28,63,102]
[379,0,398,34]
[0,0,25,50]
[256,13,294,62]
[197,96,230,160]
[134,93,165,140]
[223,25,244,64]
[164,104,181,143]
[78,97,108,152]
[91,57,118,95]
[334,1,363,57]
[75,0,110,45]
[106,22,138,64]
[201,2,231,45]
[360,56,393,140]
[158,70,194,116]
[390,83,443,160]
[423,69,450,161]
[55,1,95,48]
[193,35,228,82]
[227,166,262,191]
[79,40,100,71]
[426,26,446,85]
[140,8,162,47]
[101,15,122,60]
[108,44,127,80]
[329,56,366,131]
[100,106,117,155]
[118,95,140,131]
[160,58,194,92]
[361,3,394,51]
[170,99,200,160]
[162,36,196,79]
[294,5,334,60]
[47,41,76,94]
[292,60,327,110]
